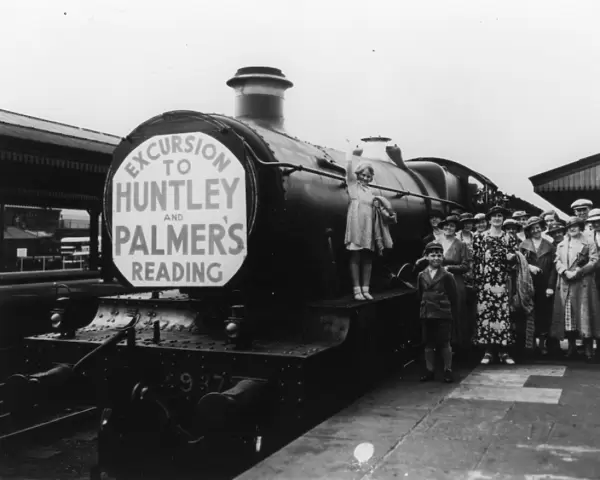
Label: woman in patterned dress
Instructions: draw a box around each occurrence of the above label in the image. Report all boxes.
[472,205,520,365]
[438,215,472,353]
[549,216,600,361]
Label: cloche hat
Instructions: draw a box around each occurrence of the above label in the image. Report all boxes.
[565,216,585,229]
[547,221,567,235]
[523,216,545,232]
[486,205,509,219]
[439,215,461,229]
[459,212,474,224]
[585,208,600,223]
[474,213,486,222]
[502,219,519,230]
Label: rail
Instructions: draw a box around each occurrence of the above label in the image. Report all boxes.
[243,143,465,210]
[0,405,98,451]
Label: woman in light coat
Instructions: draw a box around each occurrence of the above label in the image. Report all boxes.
[549,216,600,361]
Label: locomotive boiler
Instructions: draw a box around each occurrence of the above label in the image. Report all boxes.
[8,66,499,478]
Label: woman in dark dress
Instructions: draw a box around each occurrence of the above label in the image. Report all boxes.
[438,215,471,353]
[519,216,557,355]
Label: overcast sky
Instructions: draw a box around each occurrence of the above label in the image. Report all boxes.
[2,0,600,216]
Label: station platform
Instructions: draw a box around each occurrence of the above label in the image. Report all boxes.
[237,360,600,480]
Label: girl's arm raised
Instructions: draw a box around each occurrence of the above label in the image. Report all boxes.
[345,147,357,185]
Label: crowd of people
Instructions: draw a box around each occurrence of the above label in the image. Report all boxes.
[342,150,599,384]
[415,198,600,382]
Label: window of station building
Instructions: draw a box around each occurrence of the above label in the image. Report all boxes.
[1,205,101,274]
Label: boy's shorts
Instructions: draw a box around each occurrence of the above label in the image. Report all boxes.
[422,318,452,346]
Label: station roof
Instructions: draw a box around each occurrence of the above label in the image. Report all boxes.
[529,153,600,213]
[0,109,121,155]
[0,109,122,210]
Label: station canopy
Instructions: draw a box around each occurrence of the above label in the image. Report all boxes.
[0,109,121,210]
[529,153,600,214]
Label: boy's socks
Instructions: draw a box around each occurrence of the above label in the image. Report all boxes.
[424,348,435,371]
[441,346,452,370]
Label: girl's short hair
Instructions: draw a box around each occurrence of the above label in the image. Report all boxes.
[355,161,374,177]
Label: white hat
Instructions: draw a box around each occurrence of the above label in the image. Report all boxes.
[586,208,600,223]
[571,199,593,209]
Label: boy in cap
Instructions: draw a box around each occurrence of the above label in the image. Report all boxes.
[417,241,457,383]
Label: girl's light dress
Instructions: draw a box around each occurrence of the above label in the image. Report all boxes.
[344,159,375,251]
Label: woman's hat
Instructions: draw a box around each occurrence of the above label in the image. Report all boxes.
[429,209,445,219]
[459,212,474,224]
[439,215,460,229]
[502,219,519,230]
[512,210,528,219]
[424,241,443,254]
[565,216,585,229]
[547,221,567,235]
[523,216,545,232]
[474,213,486,222]
[586,208,600,223]
[486,205,509,219]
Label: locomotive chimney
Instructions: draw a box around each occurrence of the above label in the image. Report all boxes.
[358,136,407,170]
[226,66,293,131]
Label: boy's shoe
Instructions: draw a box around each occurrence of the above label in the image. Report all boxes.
[420,370,435,382]
[443,369,454,383]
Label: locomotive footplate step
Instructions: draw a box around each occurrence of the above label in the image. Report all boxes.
[307,287,415,310]
[236,361,600,480]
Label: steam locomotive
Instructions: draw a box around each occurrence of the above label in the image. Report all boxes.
[7,67,501,478]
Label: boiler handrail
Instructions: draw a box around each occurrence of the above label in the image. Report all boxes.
[243,143,464,209]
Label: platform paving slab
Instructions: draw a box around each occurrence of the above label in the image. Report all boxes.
[238,362,600,480]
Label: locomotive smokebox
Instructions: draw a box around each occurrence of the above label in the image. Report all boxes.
[226,66,293,131]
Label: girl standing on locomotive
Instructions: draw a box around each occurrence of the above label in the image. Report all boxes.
[344,147,395,301]
[472,206,520,365]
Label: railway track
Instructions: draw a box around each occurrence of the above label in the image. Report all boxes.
[0,380,98,453]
